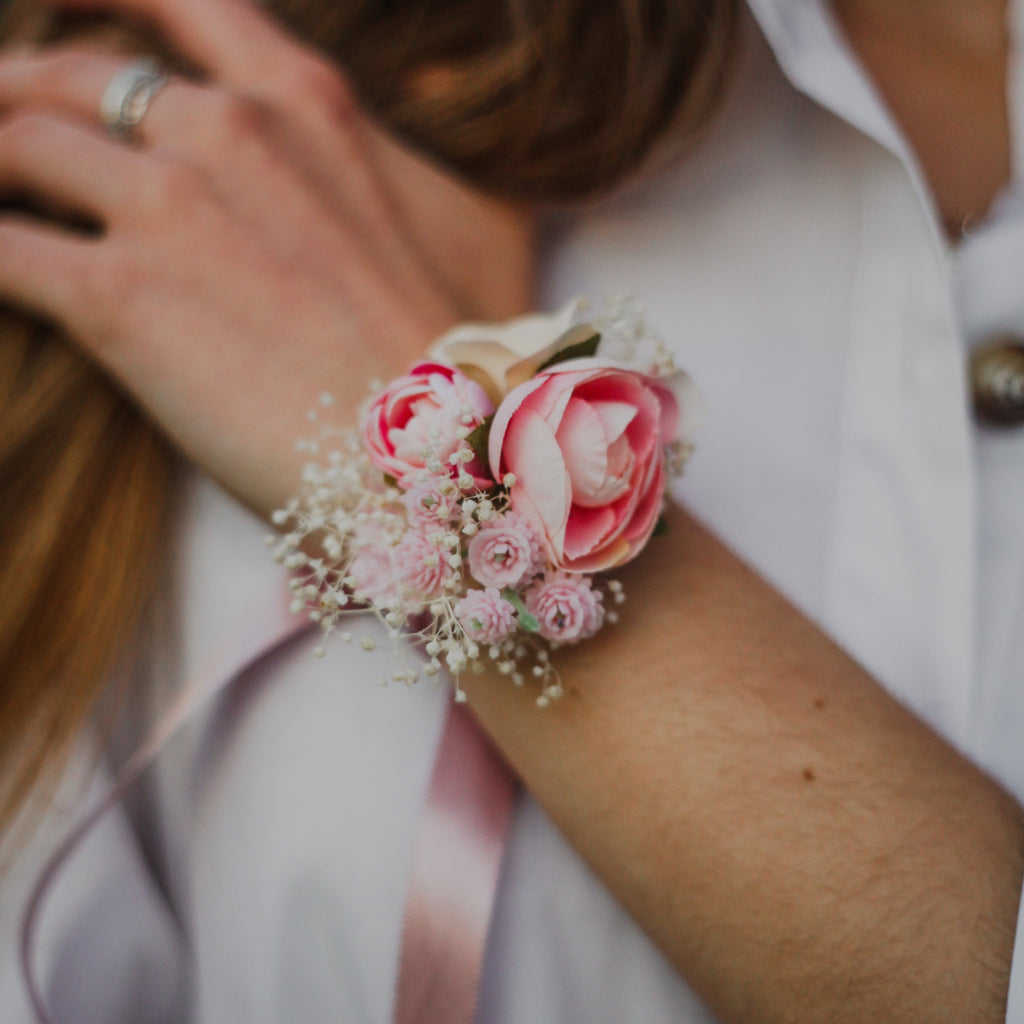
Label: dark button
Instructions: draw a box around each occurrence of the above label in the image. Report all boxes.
[971,338,1024,425]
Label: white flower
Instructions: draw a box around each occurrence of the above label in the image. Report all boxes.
[429,300,583,402]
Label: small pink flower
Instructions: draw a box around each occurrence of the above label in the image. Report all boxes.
[363,363,494,487]
[393,531,454,601]
[401,480,456,530]
[525,572,605,644]
[466,511,545,590]
[348,544,397,606]
[454,588,517,644]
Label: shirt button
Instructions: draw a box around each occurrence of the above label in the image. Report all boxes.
[971,338,1024,425]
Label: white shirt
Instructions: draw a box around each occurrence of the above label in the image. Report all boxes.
[3,1,1024,1020]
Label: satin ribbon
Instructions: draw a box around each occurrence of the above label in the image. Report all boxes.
[20,585,517,1024]
[393,703,518,1024]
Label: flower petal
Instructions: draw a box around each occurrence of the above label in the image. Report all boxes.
[562,503,617,561]
[657,370,705,441]
[432,301,580,360]
[502,407,570,555]
[488,375,548,475]
[430,301,583,400]
[556,397,609,505]
[503,323,601,393]
[588,399,637,445]
[563,534,632,573]
[433,341,519,405]
[621,455,665,548]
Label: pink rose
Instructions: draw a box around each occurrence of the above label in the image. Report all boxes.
[363,362,494,487]
[393,531,455,601]
[466,511,545,590]
[524,572,604,643]
[348,543,398,607]
[488,360,680,572]
[401,479,457,530]
[454,588,518,644]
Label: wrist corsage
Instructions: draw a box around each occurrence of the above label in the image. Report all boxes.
[272,298,702,704]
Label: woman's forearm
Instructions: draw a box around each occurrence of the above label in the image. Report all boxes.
[464,501,1024,1023]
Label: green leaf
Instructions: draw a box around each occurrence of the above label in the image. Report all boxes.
[518,612,540,634]
[652,513,669,537]
[535,326,601,373]
[465,416,493,465]
[501,587,540,633]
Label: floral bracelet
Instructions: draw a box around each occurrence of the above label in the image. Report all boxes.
[271,298,702,704]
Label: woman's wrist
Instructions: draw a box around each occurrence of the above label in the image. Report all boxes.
[462,502,1024,1023]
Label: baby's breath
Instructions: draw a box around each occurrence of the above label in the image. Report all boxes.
[272,398,616,705]
[273,294,692,707]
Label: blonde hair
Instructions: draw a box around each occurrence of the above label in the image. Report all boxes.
[0,0,738,840]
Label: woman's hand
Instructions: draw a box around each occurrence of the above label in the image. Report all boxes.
[0,0,534,517]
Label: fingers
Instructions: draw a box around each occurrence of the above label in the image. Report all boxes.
[0,46,389,263]
[0,49,246,153]
[0,111,146,220]
[0,215,106,326]
[0,43,367,190]
[0,49,143,128]
[46,0,348,108]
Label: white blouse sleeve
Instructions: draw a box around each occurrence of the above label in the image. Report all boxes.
[0,749,187,1024]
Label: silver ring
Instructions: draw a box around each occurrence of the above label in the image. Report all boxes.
[99,58,168,140]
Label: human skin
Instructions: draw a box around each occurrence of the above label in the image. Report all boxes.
[1,0,1023,1020]
[830,0,1011,235]
[0,0,533,518]
[463,501,1024,1022]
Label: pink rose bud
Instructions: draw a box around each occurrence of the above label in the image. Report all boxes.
[454,588,518,644]
[401,479,456,530]
[488,361,680,572]
[524,572,604,643]
[363,363,495,487]
[466,511,545,590]
[393,530,455,602]
[348,544,398,607]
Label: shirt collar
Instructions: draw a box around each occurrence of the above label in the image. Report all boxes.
[744,0,908,157]
[744,0,946,245]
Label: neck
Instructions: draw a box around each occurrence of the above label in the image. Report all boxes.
[829,0,1012,237]
[831,0,1008,56]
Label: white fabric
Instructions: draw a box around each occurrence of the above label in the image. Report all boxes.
[3,0,1024,1020]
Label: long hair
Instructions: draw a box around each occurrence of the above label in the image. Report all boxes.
[0,0,739,840]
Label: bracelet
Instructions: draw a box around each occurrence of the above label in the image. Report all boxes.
[271,298,702,704]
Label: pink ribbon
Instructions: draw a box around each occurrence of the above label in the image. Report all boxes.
[20,585,517,1024]
[393,703,518,1024]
